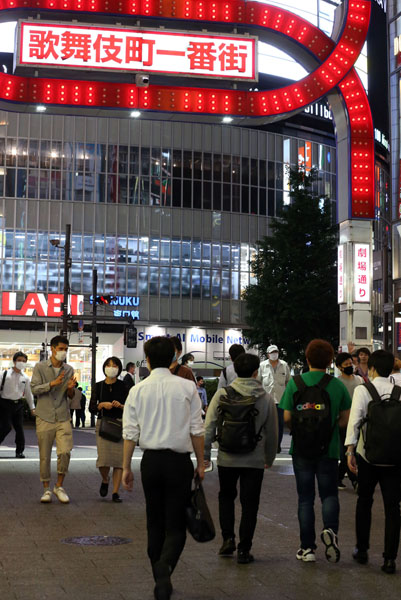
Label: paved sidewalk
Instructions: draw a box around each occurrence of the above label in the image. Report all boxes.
[0,427,400,600]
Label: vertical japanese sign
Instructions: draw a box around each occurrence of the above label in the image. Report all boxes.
[338,245,344,304]
[354,244,370,302]
[17,22,257,81]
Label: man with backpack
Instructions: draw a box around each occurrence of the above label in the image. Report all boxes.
[204,353,278,564]
[345,349,401,574]
[279,339,351,563]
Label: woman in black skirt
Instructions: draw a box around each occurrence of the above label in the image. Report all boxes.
[89,356,128,502]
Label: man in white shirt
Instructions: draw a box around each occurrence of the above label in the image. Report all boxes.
[0,352,35,458]
[345,350,401,574]
[258,344,291,453]
[122,336,204,600]
[217,344,245,389]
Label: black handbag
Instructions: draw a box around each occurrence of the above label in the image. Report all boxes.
[186,478,215,543]
[97,382,123,443]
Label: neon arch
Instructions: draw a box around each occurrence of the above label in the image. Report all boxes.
[0,0,374,217]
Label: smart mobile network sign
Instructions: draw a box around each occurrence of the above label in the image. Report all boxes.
[17,21,257,81]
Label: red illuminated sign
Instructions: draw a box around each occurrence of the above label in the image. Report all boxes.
[18,21,257,80]
[1,292,84,317]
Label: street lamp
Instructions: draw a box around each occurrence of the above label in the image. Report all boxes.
[49,224,72,336]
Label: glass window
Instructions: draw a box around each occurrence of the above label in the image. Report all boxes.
[203,153,212,180]
[17,139,28,168]
[213,155,221,181]
[6,138,17,167]
[212,270,221,297]
[71,235,82,261]
[183,180,192,208]
[193,152,202,179]
[171,240,180,265]
[202,269,210,298]
[241,186,249,213]
[241,157,249,185]
[127,266,137,294]
[231,271,239,300]
[127,238,138,263]
[182,241,191,266]
[212,243,220,266]
[192,241,201,267]
[183,151,192,178]
[213,182,221,211]
[223,155,231,183]
[93,238,105,261]
[5,168,15,197]
[181,268,190,297]
[231,244,240,270]
[193,180,201,209]
[138,266,148,294]
[160,239,170,263]
[172,178,181,207]
[16,169,27,198]
[222,270,230,299]
[173,150,182,177]
[129,146,139,174]
[149,238,159,264]
[141,148,150,176]
[149,266,159,294]
[203,181,211,210]
[223,184,231,212]
[192,268,201,297]
[119,146,129,174]
[160,267,170,296]
[105,236,117,263]
[222,244,230,267]
[171,268,181,296]
[138,237,149,264]
[202,242,211,267]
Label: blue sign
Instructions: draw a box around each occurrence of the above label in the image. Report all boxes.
[89,295,140,319]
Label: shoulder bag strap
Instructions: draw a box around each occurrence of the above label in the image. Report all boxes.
[0,370,7,393]
[363,381,382,403]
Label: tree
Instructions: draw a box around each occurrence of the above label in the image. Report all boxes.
[243,167,338,364]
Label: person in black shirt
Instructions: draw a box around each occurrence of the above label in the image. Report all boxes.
[123,362,136,392]
[89,357,128,502]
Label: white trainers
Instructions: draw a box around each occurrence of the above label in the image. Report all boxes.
[53,486,70,504]
[296,548,316,562]
[40,488,52,503]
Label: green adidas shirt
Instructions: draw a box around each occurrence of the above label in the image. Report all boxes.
[279,371,352,459]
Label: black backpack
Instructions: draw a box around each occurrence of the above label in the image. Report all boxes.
[362,381,401,465]
[215,386,263,454]
[291,374,333,459]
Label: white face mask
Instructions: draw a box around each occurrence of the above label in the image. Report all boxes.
[105,366,119,378]
[55,350,67,362]
[15,361,26,371]
[269,353,279,361]
[187,361,194,367]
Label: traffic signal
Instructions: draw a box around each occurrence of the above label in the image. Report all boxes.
[96,295,112,305]
[124,324,137,348]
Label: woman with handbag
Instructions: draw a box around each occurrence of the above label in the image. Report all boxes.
[89,356,128,502]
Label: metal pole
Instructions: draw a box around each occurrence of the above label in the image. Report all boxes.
[61,223,71,336]
[383,235,389,350]
[91,269,98,408]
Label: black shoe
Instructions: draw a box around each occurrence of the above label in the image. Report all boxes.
[99,481,109,497]
[219,537,236,556]
[237,550,254,564]
[352,548,368,564]
[154,580,172,600]
[16,453,25,459]
[352,480,359,493]
[112,492,122,503]
[338,480,346,490]
[381,559,396,574]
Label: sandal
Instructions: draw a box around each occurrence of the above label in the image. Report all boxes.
[99,481,109,497]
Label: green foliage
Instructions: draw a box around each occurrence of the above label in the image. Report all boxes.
[243,167,339,364]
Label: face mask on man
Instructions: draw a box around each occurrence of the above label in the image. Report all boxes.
[269,353,279,361]
[55,350,67,362]
[343,366,354,376]
[15,361,26,371]
[105,366,119,378]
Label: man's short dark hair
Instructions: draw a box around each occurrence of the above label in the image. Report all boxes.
[234,353,260,378]
[305,339,334,369]
[13,351,27,362]
[145,336,175,369]
[170,336,182,352]
[102,356,123,376]
[356,347,371,357]
[368,350,394,378]
[50,335,69,348]
[335,352,352,368]
[196,375,204,382]
[229,344,245,362]
[125,362,135,371]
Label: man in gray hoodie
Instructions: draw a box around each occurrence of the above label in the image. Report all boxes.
[204,353,278,564]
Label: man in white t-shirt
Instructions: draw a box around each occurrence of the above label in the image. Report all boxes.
[123,336,204,600]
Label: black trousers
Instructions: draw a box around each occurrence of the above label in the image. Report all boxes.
[218,465,264,552]
[356,454,401,559]
[141,449,194,580]
[0,398,25,454]
[338,427,357,483]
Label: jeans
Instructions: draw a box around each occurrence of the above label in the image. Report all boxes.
[141,449,194,579]
[355,454,401,560]
[0,398,25,454]
[292,454,339,550]
[218,466,264,552]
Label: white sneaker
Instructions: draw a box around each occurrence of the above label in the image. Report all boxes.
[296,548,316,562]
[321,528,340,563]
[40,488,52,503]
[53,486,70,504]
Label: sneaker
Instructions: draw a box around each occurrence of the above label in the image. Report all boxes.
[112,492,122,503]
[321,528,340,563]
[218,538,236,556]
[296,548,316,562]
[381,559,396,574]
[40,488,52,503]
[53,486,70,504]
[338,480,346,490]
[352,547,368,564]
[16,452,25,459]
[237,550,254,564]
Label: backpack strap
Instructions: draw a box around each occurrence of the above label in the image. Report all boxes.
[172,364,181,376]
[0,370,7,393]
[316,373,333,390]
[363,381,382,403]
[222,367,227,382]
[390,384,401,402]
[223,385,239,401]
[293,374,307,393]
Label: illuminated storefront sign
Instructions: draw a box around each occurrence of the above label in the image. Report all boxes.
[89,295,140,319]
[338,245,345,304]
[354,244,371,303]
[17,22,257,80]
[1,292,84,317]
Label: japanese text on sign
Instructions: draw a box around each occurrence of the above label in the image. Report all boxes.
[338,245,344,304]
[354,244,370,303]
[18,22,257,80]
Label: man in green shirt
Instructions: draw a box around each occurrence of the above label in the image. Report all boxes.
[280,339,351,563]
